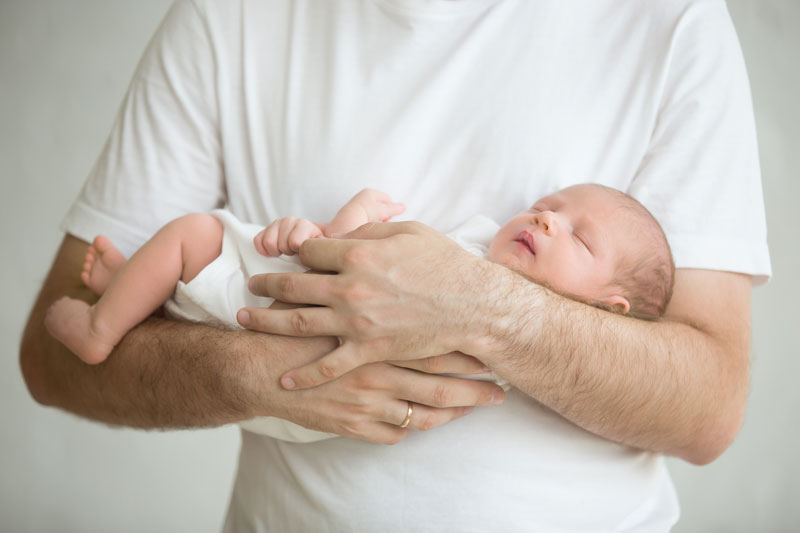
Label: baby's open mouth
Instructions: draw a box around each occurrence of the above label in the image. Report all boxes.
[515,231,535,254]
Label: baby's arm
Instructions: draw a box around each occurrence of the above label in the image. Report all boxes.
[325,189,405,237]
[255,189,405,257]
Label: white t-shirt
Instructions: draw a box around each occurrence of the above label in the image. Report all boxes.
[62,0,771,530]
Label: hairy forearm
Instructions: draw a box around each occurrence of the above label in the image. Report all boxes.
[22,300,280,428]
[23,312,339,429]
[19,235,336,428]
[24,313,230,428]
[469,264,750,464]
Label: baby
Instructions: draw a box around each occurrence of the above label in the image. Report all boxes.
[46,184,674,440]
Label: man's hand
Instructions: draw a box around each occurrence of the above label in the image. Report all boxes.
[254,302,503,444]
[266,355,504,444]
[238,222,491,390]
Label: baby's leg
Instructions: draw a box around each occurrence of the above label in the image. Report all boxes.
[45,214,223,364]
[82,236,126,295]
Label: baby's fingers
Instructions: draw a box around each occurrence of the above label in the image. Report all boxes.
[276,217,301,255]
[288,220,324,253]
[255,224,282,257]
[254,228,269,256]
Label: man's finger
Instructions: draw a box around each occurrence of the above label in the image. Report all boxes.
[281,344,365,390]
[249,272,335,305]
[297,235,405,272]
[297,223,433,271]
[397,403,476,432]
[390,352,489,375]
[343,220,431,240]
[237,306,341,337]
[295,238,355,272]
[391,370,505,408]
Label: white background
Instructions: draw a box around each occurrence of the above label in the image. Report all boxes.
[1,1,797,531]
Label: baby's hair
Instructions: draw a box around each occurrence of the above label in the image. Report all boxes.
[588,185,675,320]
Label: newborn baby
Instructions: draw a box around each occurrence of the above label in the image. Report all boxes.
[46,184,674,441]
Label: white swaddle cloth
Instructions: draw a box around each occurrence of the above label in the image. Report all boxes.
[165,209,508,442]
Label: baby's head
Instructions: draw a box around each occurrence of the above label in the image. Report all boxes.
[487,184,674,320]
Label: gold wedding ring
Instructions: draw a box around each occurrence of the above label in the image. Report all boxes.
[399,401,414,428]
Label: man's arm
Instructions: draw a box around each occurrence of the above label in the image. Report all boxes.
[473,263,750,466]
[242,223,751,464]
[20,234,502,438]
[20,235,313,427]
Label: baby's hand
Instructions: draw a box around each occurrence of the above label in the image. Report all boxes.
[254,217,325,257]
[348,189,406,223]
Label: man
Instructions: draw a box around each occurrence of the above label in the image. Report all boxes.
[21,0,770,530]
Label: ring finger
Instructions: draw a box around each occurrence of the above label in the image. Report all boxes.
[389,400,475,432]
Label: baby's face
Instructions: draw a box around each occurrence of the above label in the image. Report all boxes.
[488,185,633,303]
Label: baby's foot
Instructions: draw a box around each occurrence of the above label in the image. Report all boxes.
[44,297,117,364]
[81,236,125,295]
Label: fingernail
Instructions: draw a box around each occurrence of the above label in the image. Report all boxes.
[248,277,256,293]
[237,310,250,327]
[492,393,504,405]
[463,406,475,415]
[281,376,296,390]
[480,366,490,373]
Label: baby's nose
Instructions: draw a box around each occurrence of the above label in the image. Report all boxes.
[533,211,557,236]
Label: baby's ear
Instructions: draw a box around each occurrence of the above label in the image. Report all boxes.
[600,294,630,315]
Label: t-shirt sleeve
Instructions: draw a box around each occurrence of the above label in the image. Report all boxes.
[628,0,771,285]
[61,0,225,257]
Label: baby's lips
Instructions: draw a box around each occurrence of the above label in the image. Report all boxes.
[515,230,536,254]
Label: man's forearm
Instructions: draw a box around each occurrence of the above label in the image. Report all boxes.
[22,306,336,428]
[472,264,751,464]
[25,314,238,428]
